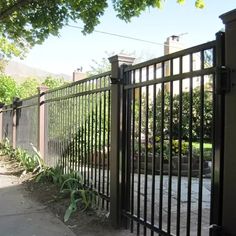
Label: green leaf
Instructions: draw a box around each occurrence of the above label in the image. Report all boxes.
[35,172,43,183]
[60,178,79,192]
[195,0,205,9]
[177,0,185,5]
[64,191,80,222]
[64,203,76,222]
[154,0,163,8]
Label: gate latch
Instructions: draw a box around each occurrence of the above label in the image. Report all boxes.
[215,66,231,95]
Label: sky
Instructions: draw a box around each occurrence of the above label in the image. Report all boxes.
[14,0,236,76]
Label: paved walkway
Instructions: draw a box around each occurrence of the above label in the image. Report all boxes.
[0,164,76,236]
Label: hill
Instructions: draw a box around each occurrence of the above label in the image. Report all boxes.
[4,61,72,83]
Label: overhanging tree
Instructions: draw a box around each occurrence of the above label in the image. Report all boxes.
[0,0,205,53]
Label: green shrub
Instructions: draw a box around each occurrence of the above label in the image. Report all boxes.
[15,148,38,172]
[192,144,212,161]
[60,175,96,222]
[36,165,98,222]
[0,139,43,173]
[135,137,213,162]
[0,138,15,157]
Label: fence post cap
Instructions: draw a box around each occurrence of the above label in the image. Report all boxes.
[220,9,236,24]
[109,54,135,84]
[12,97,20,109]
[37,85,48,93]
[13,97,20,101]
[0,102,5,108]
[108,54,135,64]
[13,97,20,104]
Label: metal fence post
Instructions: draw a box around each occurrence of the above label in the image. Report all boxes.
[209,31,225,236]
[0,102,4,142]
[38,86,48,160]
[219,9,236,235]
[12,97,20,149]
[109,55,135,228]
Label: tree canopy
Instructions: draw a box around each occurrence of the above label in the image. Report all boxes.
[0,0,205,55]
[0,74,66,104]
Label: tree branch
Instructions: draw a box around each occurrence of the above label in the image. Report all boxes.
[0,0,33,21]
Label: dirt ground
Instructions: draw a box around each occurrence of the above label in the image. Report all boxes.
[0,155,133,236]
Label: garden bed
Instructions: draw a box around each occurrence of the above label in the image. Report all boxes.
[133,155,211,177]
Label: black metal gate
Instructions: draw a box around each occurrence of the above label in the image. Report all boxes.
[120,32,225,236]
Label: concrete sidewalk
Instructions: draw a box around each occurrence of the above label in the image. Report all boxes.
[0,164,76,236]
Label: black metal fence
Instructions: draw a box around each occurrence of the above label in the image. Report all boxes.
[44,71,111,208]
[0,35,224,236]
[121,41,217,235]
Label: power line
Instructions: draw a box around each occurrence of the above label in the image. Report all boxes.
[67,24,183,49]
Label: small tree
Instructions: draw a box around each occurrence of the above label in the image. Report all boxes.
[42,76,66,89]
[17,77,40,98]
[0,74,18,104]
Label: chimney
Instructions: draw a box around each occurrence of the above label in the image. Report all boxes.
[72,67,86,82]
[164,35,185,92]
[164,35,184,55]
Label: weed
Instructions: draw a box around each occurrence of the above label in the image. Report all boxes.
[16,149,37,172]
[35,166,64,185]
[60,175,97,222]
[0,138,15,158]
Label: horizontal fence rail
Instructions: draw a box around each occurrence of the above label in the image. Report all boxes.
[121,41,216,236]
[44,71,111,209]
